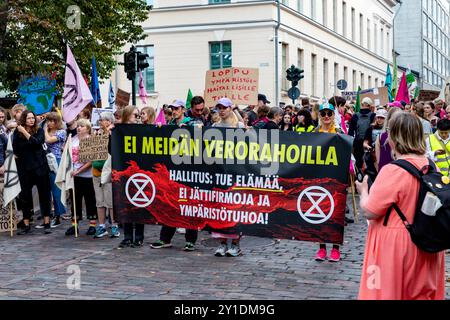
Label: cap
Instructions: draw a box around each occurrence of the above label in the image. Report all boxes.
[375,109,388,118]
[319,102,335,111]
[388,101,402,108]
[361,97,373,105]
[169,99,186,108]
[258,94,270,104]
[216,97,233,108]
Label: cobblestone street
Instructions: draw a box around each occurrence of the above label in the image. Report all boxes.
[0,197,449,300]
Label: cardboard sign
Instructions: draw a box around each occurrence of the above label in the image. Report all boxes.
[79,135,110,162]
[359,87,389,106]
[204,67,259,107]
[417,90,440,102]
[115,89,130,109]
[91,108,114,129]
[0,180,18,233]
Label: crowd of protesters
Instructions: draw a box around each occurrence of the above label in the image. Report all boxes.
[0,92,448,299]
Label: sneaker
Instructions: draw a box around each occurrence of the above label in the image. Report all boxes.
[150,240,172,249]
[315,248,327,261]
[214,243,228,257]
[176,228,186,234]
[118,239,132,249]
[183,242,195,251]
[110,226,120,238]
[44,224,52,235]
[131,240,144,248]
[65,226,79,236]
[51,217,61,228]
[17,219,26,229]
[94,226,108,238]
[17,225,32,235]
[86,226,96,236]
[329,248,341,262]
[35,223,45,229]
[226,244,242,257]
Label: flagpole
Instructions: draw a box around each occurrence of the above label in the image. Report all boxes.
[9,202,13,237]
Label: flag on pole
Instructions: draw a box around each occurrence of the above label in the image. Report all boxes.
[155,106,167,125]
[392,55,398,99]
[90,56,101,107]
[55,135,74,206]
[3,133,21,208]
[185,89,193,109]
[395,72,410,104]
[385,65,393,102]
[108,80,115,109]
[138,70,148,105]
[406,66,419,100]
[62,45,93,123]
[355,86,362,113]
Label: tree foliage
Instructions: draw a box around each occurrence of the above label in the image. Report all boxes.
[0,0,149,93]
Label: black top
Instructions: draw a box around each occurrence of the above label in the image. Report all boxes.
[12,127,48,172]
[264,120,280,130]
[348,109,376,138]
[247,110,257,126]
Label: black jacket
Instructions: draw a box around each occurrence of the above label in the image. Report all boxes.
[12,127,48,172]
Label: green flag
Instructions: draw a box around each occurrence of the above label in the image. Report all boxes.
[185,89,193,109]
[355,86,361,113]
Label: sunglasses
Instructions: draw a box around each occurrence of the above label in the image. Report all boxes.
[133,113,141,118]
[320,110,333,117]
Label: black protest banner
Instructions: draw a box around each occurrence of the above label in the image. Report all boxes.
[111,125,352,244]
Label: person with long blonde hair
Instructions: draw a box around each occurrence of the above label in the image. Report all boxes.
[140,106,156,125]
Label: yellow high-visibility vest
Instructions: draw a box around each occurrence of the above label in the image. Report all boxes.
[429,134,450,176]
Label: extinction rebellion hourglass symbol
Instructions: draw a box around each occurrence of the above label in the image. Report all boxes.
[125,174,156,208]
[297,186,335,224]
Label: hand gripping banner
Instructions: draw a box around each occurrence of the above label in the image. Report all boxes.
[111,125,352,244]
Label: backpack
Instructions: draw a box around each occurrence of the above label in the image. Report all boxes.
[355,113,372,140]
[383,159,450,253]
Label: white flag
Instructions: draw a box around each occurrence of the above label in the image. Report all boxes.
[55,135,74,206]
[3,133,21,208]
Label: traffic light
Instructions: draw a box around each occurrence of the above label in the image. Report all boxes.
[124,49,136,80]
[286,65,304,88]
[137,51,149,71]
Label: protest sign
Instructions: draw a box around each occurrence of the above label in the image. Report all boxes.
[417,90,440,102]
[17,74,58,115]
[359,87,389,106]
[115,89,131,109]
[111,125,352,244]
[91,108,113,129]
[341,91,357,101]
[0,178,17,233]
[79,135,109,162]
[204,67,259,107]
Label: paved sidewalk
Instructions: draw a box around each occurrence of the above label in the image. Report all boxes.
[0,201,449,300]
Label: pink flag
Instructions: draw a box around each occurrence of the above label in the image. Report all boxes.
[62,45,93,123]
[395,72,410,104]
[154,107,166,125]
[138,70,147,105]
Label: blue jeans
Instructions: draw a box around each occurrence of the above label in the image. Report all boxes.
[49,158,66,216]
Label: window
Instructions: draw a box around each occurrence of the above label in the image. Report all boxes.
[360,14,364,46]
[210,41,232,69]
[368,75,372,89]
[282,44,288,90]
[367,19,371,50]
[322,0,328,26]
[209,0,230,4]
[298,0,304,13]
[375,77,378,87]
[424,41,428,65]
[136,45,155,92]
[298,49,305,92]
[334,63,339,95]
[323,59,329,97]
[361,72,365,89]
[380,28,384,57]
[352,70,357,90]
[312,54,317,96]
[351,8,355,42]
[311,0,316,20]
[342,1,347,37]
[333,0,337,31]
[374,23,378,54]
[344,66,348,84]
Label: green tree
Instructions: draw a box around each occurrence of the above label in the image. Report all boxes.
[0,0,149,93]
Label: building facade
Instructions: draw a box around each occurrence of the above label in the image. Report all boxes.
[395,0,450,91]
[110,0,399,107]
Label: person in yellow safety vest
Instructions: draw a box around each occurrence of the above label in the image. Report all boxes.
[293,109,315,133]
[425,119,450,176]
